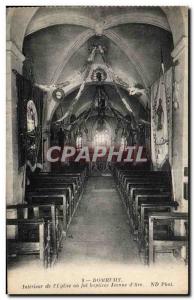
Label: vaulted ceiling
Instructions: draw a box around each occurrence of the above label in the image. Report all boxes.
[22,6,174,120]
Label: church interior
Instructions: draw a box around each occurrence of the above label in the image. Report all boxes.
[6,7,189,271]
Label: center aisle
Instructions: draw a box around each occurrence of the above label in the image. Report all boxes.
[58,176,141,265]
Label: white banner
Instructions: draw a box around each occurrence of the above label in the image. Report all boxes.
[151,67,173,168]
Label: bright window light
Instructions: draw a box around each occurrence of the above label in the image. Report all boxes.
[93,130,111,146]
[120,136,127,150]
[76,136,82,149]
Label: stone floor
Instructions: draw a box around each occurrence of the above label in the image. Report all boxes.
[58,176,140,265]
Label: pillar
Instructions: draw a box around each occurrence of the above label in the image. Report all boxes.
[6,40,25,204]
[171,36,188,212]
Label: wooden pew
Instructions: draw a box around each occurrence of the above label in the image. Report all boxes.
[117,174,170,198]
[29,178,79,196]
[28,187,83,230]
[124,177,170,195]
[148,212,188,265]
[132,194,171,230]
[30,174,83,191]
[27,195,68,231]
[27,175,77,208]
[115,172,170,195]
[27,191,71,225]
[13,168,87,268]
[6,218,51,267]
[7,203,62,265]
[28,178,80,204]
[115,177,172,232]
[29,168,87,201]
[119,171,168,184]
[113,166,188,266]
[130,187,169,203]
[126,182,170,201]
[27,186,74,215]
[137,201,179,252]
[124,188,166,216]
[31,176,81,188]
[37,171,86,185]
[118,181,170,210]
[27,172,87,233]
[27,184,80,221]
[116,170,168,185]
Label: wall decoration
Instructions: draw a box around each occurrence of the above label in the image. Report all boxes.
[128,83,145,97]
[16,72,44,170]
[27,100,38,132]
[91,67,107,82]
[53,42,149,128]
[151,67,173,168]
[52,88,65,102]
[156,98,164,130]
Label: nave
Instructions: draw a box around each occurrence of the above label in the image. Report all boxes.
[7,172,141,270]
[7,165,188,270]
[58,176,140,266]
[6,7,189,294]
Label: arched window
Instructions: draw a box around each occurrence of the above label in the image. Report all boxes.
[93,130,111,147]
[76,135,82,149]
[120,136,127,150]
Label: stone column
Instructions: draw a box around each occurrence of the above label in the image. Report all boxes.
[42,95,53,172]
[42,122,51,172]
[171,36,188,212]
[6,41,25,204]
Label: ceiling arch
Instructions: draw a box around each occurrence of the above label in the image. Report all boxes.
[20,7,173,90]
[49,29,94,84]
[7,7,39,51]
[48,28,150,88]
[51,84,145,123]
[161,7,188,45]
[46,80,145,124]
[7,6,188,54]
[25,11,96,36]
[23,21,173,126]
[104,29,150,87]
[7,6,188,131]
[25,7,171,38]
[103,11,171,31]
[24,24,150,88]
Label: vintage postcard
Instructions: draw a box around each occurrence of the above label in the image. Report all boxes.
[6,6,189,295]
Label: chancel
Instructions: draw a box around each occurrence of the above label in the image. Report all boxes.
[6,6,189,292]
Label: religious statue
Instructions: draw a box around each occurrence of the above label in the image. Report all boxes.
[27,100,38,133]
[156,98,164,130]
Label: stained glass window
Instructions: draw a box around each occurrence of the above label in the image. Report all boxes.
[93,130,111,147]
[76,135,82,149]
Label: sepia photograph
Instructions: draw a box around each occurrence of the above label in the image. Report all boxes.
[6,5,189,295]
